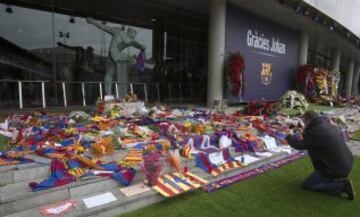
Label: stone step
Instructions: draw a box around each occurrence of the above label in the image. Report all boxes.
[3,184,163,217]
[0,162,42,173]
[0,153,198,202]
[0,154,51,186]
[2,152,297,217]
[0,155,197,216]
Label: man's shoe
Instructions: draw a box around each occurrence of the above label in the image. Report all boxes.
[342,179,356,201]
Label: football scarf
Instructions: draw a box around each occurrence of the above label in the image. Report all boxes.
[195,149,243,176]
[29,158,136,192]
[203,152,306,192]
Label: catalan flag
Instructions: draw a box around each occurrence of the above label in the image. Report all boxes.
[180,143,193,159]
[209,161,243,176]
[123,149,143,165]
[0,158,19,166]
[0,152,34,166]
[152,172,208,197]
[68,168,86,179]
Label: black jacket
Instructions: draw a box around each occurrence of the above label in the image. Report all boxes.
[286,117,353,179]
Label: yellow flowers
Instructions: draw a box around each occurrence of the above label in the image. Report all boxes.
[184,122,192,129]
[65,127,78,134]
[193,124,205,134]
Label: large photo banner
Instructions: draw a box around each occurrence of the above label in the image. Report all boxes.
[225,3,299,102]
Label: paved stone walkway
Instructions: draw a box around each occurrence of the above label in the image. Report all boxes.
[348,140,360,156]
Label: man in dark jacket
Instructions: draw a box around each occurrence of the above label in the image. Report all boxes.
[286,110,355,200]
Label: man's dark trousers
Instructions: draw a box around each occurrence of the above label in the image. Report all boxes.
[302,171,343,194]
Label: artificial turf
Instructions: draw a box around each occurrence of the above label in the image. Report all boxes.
[120,157,359,217]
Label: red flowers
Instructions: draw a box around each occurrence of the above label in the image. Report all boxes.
[227,52,245,97]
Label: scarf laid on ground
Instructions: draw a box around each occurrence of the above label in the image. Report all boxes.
[203,151,306,192]
[29,158,136,192]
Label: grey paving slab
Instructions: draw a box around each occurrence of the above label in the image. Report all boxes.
[0,189,70,216]
[1,151,299,217]
[348,140,360,156]
[0,172,13,186]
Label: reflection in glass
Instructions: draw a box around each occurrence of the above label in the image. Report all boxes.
[0,2,207,108]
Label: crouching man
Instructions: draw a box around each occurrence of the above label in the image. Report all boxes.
[286,110,355,200]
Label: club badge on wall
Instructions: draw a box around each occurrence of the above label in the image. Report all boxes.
[261,63,272,86]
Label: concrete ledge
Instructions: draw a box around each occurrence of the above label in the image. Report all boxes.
[0,189,69,216]
[13,166,49,183]
[1,151,301,217]
[0,162,42,173]
[0,172,13,186]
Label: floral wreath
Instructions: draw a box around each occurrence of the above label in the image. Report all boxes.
[226,52,245,98]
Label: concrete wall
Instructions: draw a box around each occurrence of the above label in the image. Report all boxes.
[303,0,360,37]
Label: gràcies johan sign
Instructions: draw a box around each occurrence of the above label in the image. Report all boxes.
[225,3,299,101]
[246,30,286,55]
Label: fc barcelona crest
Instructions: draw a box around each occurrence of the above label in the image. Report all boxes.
[261,63,272,86]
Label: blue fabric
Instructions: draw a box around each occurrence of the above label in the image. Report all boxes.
[82,141,91,149]
[112,168,136,186]
[38,147,55,155]
[31,177,57,191]
[67,159,83,169]
[57,121,65,129]
[302,171,343,194]
[33,127,42,133]
[156,143,163,151]
[133,143,143,150]
[195,154,210,172]
[16,157,34,164]
[61,139,75,146]
[100,162,119,171]
[35,134,43,141]
[29,159,75,192]
[15,146,24,151]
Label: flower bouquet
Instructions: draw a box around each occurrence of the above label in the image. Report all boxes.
[167,149,182,176]
[226,52,245,98]
[141,151,163,186]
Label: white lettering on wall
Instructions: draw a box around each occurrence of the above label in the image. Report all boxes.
[246,30,286,55]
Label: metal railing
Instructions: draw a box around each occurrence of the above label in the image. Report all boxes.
[0,80,205,109]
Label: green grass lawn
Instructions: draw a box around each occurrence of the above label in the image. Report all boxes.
[120,157,359,217]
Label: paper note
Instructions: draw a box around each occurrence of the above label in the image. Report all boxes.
[93,170,114,175]
[234,154,260,165]
[120,183,151,197]
[208,152,226,166]
[83,192,117,209]
[279,146,292,154]
[255,152,274,157]
[261,135,278,149]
